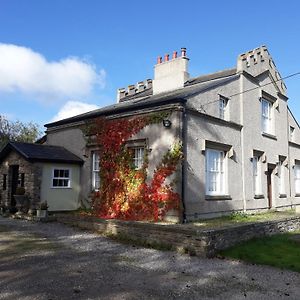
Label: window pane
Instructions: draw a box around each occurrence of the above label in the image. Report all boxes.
[206,149,225,195]
[92,152,100,190]
[54,169,59,177]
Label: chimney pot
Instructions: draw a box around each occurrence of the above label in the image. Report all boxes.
[157,56,162,64]
[181,47,187,57]
[172,51,177,59]
[164,54,169,62]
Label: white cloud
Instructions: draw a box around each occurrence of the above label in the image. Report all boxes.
[0,43,106,101]
[51,101,100,122]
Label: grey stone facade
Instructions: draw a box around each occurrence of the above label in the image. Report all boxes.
[44,46,300,221]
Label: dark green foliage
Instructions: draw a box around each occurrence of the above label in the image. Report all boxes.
[0,115,41,148]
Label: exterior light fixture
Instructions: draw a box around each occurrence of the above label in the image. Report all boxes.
[163,119,172,128]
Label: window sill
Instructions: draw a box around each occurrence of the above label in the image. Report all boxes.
[279,194,287,198]
[262,132,277,140]
[254,194,264,199]
[205,195,232,201]
[51,187,72,189]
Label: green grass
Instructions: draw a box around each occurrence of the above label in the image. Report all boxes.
[220,231,300,273]
[192,210,298,229]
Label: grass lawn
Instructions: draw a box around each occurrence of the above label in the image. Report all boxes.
[191,210,298,229]
[220,231,300,273]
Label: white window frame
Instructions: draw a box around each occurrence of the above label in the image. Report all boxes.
[252,156,262,196]
[295,164,300,195]
[205,149,227,196]
[92,151,100,191]
[219,97,227,120]
[278,160,286,195]
[52,168,71,188]
[261,99,273,134]
[132,146,145,170]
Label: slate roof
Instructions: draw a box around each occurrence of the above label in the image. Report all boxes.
[45,68,238,128]
[0,142,83,164]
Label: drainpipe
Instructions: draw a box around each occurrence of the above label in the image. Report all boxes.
[239,73,246,212]
[286,107,292,207]
[181,100,187,223]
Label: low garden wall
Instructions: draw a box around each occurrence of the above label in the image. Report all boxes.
[55,214,300,257]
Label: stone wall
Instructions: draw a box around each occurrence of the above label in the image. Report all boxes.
[0,151,41,209]
[56,214,300,257]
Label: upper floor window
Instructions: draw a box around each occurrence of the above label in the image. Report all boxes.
[290,126,295,141]
[219,96,228,120]
[206,149,226,195]
[252,156,261,195]
[92,151,100,191]
[52,168,71,188]
[261,99,273,134]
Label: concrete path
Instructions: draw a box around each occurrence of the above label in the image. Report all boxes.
[0,217,300,300]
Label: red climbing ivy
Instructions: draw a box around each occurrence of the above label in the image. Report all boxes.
[89,113,183,221]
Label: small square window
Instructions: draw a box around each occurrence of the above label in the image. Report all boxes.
[52,168,71,188]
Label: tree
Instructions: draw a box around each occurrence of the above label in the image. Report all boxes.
[0,115,42,148]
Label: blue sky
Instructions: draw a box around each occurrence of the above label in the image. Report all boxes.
[1,0,300,132]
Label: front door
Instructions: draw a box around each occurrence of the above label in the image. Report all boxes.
[266,168,272,209]
[9,165,19,211]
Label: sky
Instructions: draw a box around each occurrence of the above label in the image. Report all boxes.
[1,0,300,133]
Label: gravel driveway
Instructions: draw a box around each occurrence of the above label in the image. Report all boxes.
[0,217,300,300]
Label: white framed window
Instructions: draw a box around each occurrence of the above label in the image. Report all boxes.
[219,97,227,120]
[290,126,295,141]
[92,151,100,190]
[52,168,71,188]
[278,160,286,195]
[252,156,262,195]
[295,164,300,194]
[205,149,226,195]
[132,147,145,169]
[261,99,273,134]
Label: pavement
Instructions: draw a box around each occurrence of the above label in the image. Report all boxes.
[0,216,300,300]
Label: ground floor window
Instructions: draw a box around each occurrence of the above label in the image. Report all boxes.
[205,149,226,195]
[278,160,286,195]
[92,151,100,190]
[295,164,300,194]
[252,156,262,195]
[2,174,7,191]
[52,168,71,188]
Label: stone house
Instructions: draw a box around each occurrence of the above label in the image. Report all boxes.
[1,45,300,221]
[0,142,83,211]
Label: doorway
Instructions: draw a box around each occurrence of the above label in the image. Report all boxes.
[266,167,273,209]
[9,165,19,211]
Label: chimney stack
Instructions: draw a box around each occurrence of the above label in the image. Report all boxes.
[153,48,189,95]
